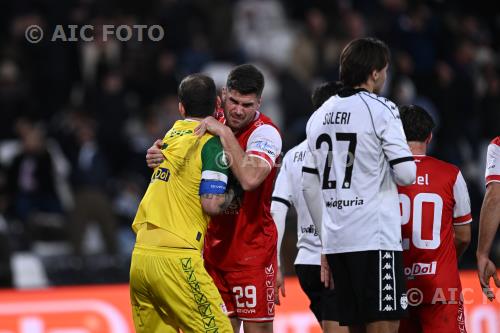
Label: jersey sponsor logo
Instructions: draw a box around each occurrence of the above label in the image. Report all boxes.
[413,173,429,185]
[168,128,193,137]
[251,140,278,159]
[300,224,319,236]
[151,167,171,182]
[487,157,496,170]
[404,261,437,277]
[325,197,364,209]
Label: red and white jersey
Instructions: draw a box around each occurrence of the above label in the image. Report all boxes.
[204,112,282,271]
[398,155,472,304]
[485,136,500,186]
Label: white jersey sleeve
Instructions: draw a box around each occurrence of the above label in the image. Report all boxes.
[273,141,323,266]
[272,154,293,207]
[452,171,473,225]
[486,137,500,186]
[246,124,282,169]
[375,103,414,167]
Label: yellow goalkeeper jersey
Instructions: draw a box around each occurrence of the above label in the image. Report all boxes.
[132,119,228,251]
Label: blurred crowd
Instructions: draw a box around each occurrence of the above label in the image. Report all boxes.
[0,0,498,287]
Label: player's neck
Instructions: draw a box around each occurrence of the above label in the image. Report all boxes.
[184,117,203,122]
[355,82,374,93]
[407,141,427,156]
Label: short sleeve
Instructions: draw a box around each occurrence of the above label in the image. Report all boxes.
[302,149,319,175]
[199,136,229,195]
[485,137,500,186]
[246,125,282,169]
[452,171,473,225]
[379,107,414,167]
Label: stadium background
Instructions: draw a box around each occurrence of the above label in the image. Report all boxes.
[0,0,499,331]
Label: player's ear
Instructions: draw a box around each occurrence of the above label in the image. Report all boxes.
[425,132,433,144]
[216,95,222,109]
[179,102,186,118]
[221,87,227,101]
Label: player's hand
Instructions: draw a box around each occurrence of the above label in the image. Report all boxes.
[275,269,286,305]
[321,254,334,289]
[195,116,227,137]
[146,139,164,168]
[477,255,500,301]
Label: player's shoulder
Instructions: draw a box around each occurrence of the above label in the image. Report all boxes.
[419,155,460,178]
[283,141,308,162]
[201,133,220,147]
[255,112,279,130]
[249,114,281,139]
[358,91,398,118]
[490,136,500,147]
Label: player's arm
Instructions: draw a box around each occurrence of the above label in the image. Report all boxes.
[270,155,292,268]
[379,106,416,185]
[302,168,323,241]
[146,139,165,168]
[270,160,291,304]
[477,182,500,258]
[196,117,281,191]
[451,171,473,259]
[477,182,500,300]
[453,224,471,259]
[200,191,235,216]
[199,136,233,216]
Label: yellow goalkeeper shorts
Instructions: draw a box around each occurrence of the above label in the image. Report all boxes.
[130,244,232,333]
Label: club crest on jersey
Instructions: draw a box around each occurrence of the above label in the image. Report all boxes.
[151,167,171,182]
[400,293,408,310]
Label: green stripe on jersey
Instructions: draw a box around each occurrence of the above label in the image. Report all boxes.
[201,136,229,175]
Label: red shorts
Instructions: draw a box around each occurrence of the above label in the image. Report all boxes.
[205,261,276,322]
[399,300,466,333]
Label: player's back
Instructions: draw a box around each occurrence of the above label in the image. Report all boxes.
[306,88,412,254]
[398,155,472,303]
[133,120,220,251]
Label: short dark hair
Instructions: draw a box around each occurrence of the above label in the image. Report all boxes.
[311,81,344,110]
[399,104,435,142]
[340,37,390,87]
[226,64,265,97]
[178,74,216,117]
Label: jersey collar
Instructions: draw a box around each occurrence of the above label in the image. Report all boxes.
[338,87,370,97]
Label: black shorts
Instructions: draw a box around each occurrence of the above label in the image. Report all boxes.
[327,250,408,326]
[295,264,339,323]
